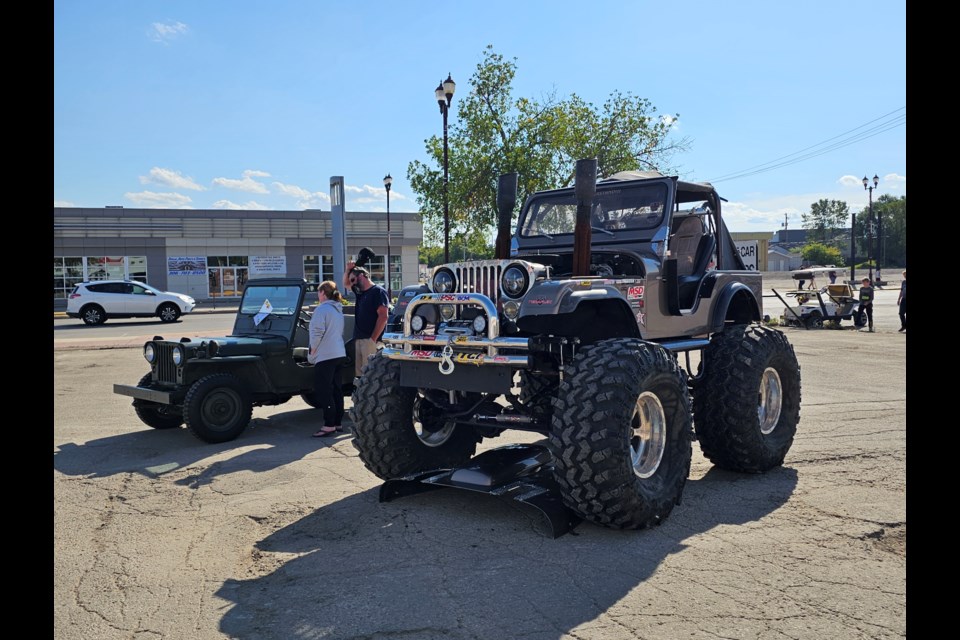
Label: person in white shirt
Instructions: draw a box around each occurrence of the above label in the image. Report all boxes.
[308,281,347,437]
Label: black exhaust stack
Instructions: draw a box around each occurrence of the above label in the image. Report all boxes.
[572,158,597,277]
[495,172,518,259]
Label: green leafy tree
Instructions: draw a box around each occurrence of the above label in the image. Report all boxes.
[801,242,844,267]
[873,194,906,268]
[802,199,850,244]
[408,45,688,248]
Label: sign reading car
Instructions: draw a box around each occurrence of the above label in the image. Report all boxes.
[734,241,758,270]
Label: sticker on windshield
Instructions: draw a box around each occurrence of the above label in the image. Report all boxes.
[253,299,272,326]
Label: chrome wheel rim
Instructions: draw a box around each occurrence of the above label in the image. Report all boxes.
[413,397,455,447]
[631,391,667,479]
[758,367,783,435]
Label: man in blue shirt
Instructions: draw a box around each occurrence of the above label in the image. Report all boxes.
[343,261,389,378]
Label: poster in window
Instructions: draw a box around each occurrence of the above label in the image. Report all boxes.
[250,255,287,275]
[168,256,208,276]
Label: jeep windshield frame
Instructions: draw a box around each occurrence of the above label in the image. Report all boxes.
[231,279,307,340]
[519,181,670,239]
[239,284,303,316]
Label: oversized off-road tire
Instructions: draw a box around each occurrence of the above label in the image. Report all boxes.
[184,373,253,443]
[518,370,556,421]
[550,338,692,529]
[692,323,801,473]
[157,303,181,323]
[349,354,481,480]
[80,304,106,325]
[132,373,183,430]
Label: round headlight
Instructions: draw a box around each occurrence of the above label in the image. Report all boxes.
[433,269,455,293]
[410,314,425,332]
[472,315,487,334]
[503,300,520,320]
[172,346,184,366]
[439,304,455,321]
[144,343,156,363]
[501,265,528,298]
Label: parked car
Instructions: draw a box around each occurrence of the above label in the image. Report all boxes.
[66,280,196,325]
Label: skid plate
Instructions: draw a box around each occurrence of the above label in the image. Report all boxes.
[379,443,581,538]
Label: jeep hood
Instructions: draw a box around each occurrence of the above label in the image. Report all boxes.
[185,335,289,357]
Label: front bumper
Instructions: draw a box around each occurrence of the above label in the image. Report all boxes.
[381,292,531,370]
[113,384,175,405]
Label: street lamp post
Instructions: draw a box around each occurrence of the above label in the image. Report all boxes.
[435,73,456,262]
[850,209,856,285]
[863,174,879,281]
[383,173,393,300]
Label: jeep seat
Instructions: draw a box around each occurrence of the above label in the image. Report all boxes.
[671,216,717,308]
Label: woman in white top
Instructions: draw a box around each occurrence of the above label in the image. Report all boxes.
[308,281,347,437]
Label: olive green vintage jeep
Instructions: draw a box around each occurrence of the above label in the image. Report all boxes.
[350,161,802,532]
[114,277,354,443]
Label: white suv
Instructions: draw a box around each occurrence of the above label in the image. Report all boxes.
[66,280,197,325]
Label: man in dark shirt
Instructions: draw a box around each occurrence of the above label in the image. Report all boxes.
[897,270,906,332]
[857,277,875,333]
[343,261,389,378]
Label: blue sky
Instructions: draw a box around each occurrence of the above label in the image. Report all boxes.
[54,0,906,235]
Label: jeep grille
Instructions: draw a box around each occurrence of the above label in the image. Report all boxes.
[153,343,179,383]
[454,264,502,305]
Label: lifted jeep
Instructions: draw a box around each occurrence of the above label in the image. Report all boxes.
[114,278,355,443]
[350,159,801,531]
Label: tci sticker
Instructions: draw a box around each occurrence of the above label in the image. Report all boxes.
[627,286,644,299]
[455,353,485,364]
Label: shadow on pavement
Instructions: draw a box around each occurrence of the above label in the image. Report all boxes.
[53,407,330,483]
[215,465,798,640]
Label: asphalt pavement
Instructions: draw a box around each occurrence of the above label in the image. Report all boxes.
[54,270,906,639]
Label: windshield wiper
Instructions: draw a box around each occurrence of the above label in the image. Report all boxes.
[591,225,615,236]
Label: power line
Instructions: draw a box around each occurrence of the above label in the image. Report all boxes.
[707,107,905,184]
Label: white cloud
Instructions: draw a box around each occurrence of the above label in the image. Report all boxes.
[883,173,906,191]
[54,200,75,208]
[212,199,270,210]
[139,167,205,191]
[124,190,193,208]
[272,181,330,210]
[272,182,313,200]
[212,170,271,194]
[148,21,188,44]
[837,175,864,188]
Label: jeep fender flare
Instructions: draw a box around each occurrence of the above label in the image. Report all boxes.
[709,282,762,332]
[519,286,641,340]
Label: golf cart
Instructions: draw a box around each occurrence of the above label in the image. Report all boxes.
[777,276,864,329]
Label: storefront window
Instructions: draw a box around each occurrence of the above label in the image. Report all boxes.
[302,255,333,292]
[54,256,146,299]
[207,255,249,298]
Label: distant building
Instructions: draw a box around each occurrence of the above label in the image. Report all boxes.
[729,232,771,271]
[771,229,808,245]
[768,245,803,271]
[54,206,423,310]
